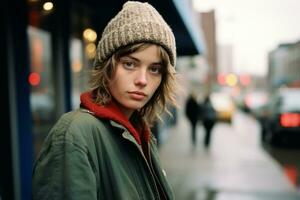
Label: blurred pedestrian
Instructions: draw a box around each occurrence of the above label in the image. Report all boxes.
[201,95,217,148]
[185,92,200,147]
[32,1,178,199]
[151,121,161,146]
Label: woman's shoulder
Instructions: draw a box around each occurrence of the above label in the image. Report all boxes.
[55,109,101,130]
[47,109,109,146]
[35,109,112,163]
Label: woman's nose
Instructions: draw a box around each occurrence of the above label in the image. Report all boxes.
[134,69,147,86]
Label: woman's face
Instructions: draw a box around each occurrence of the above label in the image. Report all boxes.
[108,44,163,118]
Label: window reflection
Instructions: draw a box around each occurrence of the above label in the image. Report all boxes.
[28,26,55,158]
[70,38,89,109]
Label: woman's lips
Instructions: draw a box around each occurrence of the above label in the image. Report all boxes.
[128,91,147,100]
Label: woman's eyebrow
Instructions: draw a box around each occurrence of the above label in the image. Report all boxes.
[151,62,162,66]
[125,55,140,62]
[126,55,162,65]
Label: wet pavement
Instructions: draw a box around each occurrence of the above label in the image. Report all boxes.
[158,110,300,200]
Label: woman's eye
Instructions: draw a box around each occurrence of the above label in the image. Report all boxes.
[149,66,162,74]
[122,61,135,69]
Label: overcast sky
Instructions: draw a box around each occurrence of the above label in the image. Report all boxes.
[193,0,300,76]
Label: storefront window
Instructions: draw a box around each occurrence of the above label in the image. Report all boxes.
[70,2,97,109]
[27,0,98,157]
[27,0,56,158]
[28,26,55,157]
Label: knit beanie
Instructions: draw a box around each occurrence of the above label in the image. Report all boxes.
[94,1,176,67]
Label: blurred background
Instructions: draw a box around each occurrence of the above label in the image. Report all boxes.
[1,0,300,199]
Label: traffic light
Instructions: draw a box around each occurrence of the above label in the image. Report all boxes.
[239,74,251,86]
[225,73,238,87]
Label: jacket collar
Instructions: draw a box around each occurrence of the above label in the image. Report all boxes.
[80,91,150,145]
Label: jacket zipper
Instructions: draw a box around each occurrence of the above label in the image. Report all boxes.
[121,131,161,199]
[110,120,168,199]
[146,142,168,200]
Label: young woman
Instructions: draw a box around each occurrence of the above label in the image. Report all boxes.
[32,1,178,199]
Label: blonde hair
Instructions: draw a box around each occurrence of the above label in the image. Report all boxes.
[89,43,178,126]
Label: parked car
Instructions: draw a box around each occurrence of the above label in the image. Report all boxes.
[246,91,270,141]
[244,90,269,114]
[251,102,271,142]
[263,88,300,146]
[210,92,235,123]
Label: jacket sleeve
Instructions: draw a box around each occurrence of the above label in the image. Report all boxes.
[32,136,97,200]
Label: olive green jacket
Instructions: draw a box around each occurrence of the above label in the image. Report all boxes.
[32,109,173,200]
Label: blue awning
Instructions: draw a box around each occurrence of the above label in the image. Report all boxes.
[87,0,206,56]
[172,0,206,55]
[149,0,206,55]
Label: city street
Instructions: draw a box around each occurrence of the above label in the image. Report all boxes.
[158,110,300,200]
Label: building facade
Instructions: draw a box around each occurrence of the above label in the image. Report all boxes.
[268,41,300,90]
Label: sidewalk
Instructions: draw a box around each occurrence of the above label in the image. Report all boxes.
[158,110,300,200]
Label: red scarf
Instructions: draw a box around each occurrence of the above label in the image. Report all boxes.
[80,92,150,145]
